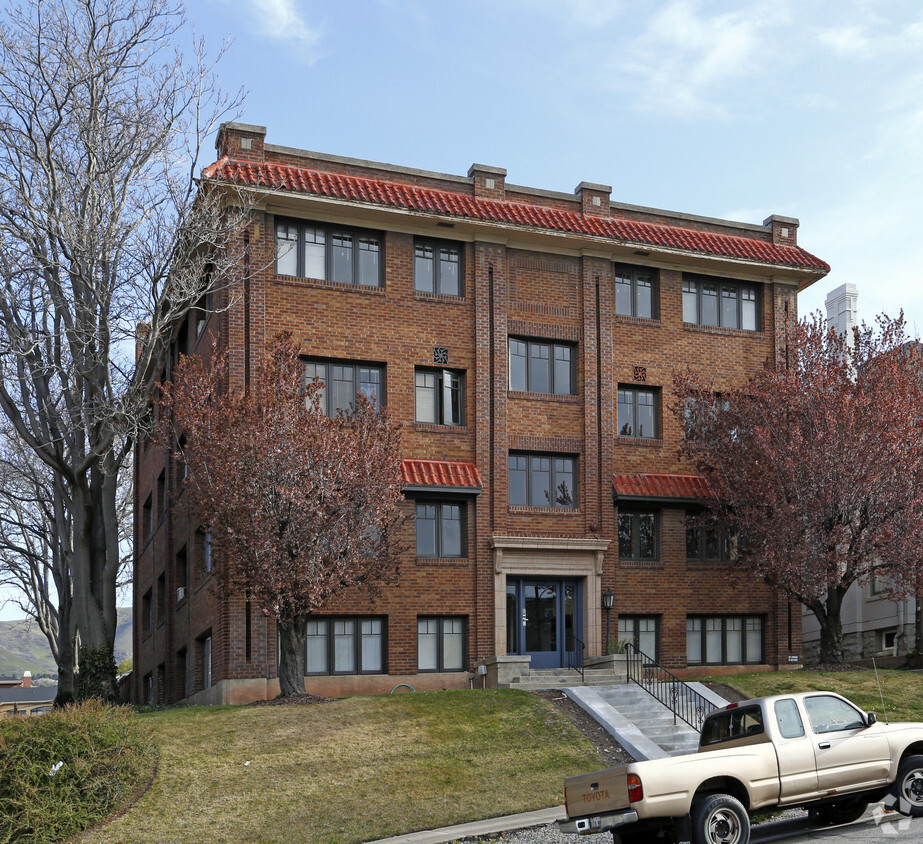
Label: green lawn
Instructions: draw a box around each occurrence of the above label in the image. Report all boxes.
[697,668,923,723]
[77,690,601,844]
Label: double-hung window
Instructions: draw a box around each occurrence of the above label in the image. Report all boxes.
[416,501,465,557]
[275,219,382,287]
[415,368,463,425]
[305,617,385,675]
[304,359,384,415]
[614,264,655,319]
[418,617,466,672]
[618,510,658,561]
[509,338,575,395]
[414,238,463,296]
[683,275,759,331]
[509,453,576,508]
[686,616,763,665]
[618,387,658,438]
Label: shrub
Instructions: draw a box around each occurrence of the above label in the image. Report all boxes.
[0,701,157,843]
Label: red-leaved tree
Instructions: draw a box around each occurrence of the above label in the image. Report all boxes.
[675,314,923,664]
[160,334,404,696]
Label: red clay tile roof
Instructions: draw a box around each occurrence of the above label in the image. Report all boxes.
[401,459,482,491]
[202,157,830,273]
[612,473,713,501]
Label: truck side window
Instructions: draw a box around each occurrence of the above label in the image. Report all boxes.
[803,695,866,734]
[701,706,764,745]
[774,698,805,739]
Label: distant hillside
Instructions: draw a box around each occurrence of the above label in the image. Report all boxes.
[0,608,132,680]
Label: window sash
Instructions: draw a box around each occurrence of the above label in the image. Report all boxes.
[618,512,658,560]
[415,502,465,558]
[275,220,382,286]
[618,616,659,659]
[304,359,384,416]
[683,276,759,330]
[202,636,212,688]
[304,617,386,676]
[414,369,463,425]
[417,617,466,672]
[618,388,658,438]
[686,616,763,665]
[508,453,576,508]
[685,513,737,562]
[414,239,462,296]
[614,266,655,319]
[508,338,575,395]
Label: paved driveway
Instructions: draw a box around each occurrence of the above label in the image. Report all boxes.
[473,807,919,843]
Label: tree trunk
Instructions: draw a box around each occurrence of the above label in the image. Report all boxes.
[913,597,923,669]
[277,619,308,697]
[70,475,119,648]
[812,584,846,664]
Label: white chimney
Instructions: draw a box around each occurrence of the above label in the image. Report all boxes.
[825,283,858,338]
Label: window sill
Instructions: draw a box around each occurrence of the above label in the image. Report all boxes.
[413,422,468,433]
[687,559,734,567]
[414,291,466,303]
[415,556,469,565]
[683,323,763,338]
[615,315,661,327]
[508,390,579,404]
[617,436,662,448]
[508,506,581,515]
[275,274,385,294]
[619,559,663,569]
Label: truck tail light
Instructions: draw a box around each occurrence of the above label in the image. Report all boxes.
[627,773,643,803]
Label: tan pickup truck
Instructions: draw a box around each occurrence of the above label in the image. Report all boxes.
[560,691,923,844]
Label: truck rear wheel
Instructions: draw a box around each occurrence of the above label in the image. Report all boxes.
[690,794,750,844]
[893,754,923,816]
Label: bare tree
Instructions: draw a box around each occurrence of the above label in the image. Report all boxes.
[0,0,248,695]
[0,422,134,681]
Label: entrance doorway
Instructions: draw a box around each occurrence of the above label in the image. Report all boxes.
[506,578,582,669]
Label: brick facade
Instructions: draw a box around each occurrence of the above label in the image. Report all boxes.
[132,123,829,704]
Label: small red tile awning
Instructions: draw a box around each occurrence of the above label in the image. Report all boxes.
[401,459,482,493]
[613,473,713,503]
[202,156,830,273]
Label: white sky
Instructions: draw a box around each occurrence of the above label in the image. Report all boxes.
[3,0,922,620]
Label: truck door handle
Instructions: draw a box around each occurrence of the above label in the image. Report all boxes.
[818,742,831,749]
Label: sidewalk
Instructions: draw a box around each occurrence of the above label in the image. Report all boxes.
[369,806,565,844]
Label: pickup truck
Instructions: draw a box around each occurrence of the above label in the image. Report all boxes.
[559,691,923,844]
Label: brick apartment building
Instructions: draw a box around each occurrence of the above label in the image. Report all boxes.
[133,122,830,705]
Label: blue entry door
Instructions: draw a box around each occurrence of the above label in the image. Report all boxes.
[506,578,580,669]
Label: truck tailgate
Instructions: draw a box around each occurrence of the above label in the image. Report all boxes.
[564,766,630,817]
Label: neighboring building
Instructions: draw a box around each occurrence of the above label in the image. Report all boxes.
[801,283,918,664]
[133,123,830,704]
[0,672,56,716]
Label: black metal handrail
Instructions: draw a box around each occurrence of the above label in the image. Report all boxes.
[566,634,585,681]
[624,642,717,730]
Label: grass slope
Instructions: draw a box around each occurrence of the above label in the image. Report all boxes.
[77,690,601,844]
[699,668,923,723]
[0,608,132,679]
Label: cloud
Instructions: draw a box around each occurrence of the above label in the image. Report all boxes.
[248,0,322,51]
[612,0,790,118]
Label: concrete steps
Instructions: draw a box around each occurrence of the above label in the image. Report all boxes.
[593,684,702,756]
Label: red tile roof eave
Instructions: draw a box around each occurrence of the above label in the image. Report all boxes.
[202,161,830,275]
[400,459,482,492]
[612,473,715,502]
